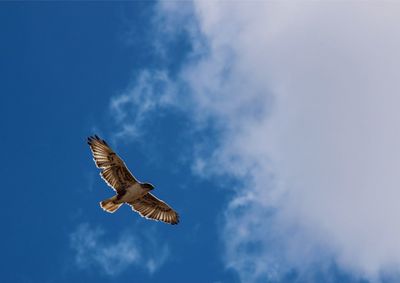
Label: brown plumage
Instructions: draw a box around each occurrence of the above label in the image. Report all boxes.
[87,135,179,225]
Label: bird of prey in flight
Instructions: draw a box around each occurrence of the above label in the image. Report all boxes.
[87,135,179,225]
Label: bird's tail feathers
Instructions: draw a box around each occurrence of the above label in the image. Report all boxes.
[100,197,122,213]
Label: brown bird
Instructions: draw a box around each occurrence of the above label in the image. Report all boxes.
[87,135,179,225]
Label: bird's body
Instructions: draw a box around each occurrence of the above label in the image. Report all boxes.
[120,183,149,203]
[87,135,179,225]
[121,183,149,202]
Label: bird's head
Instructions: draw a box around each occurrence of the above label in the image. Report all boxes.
[141,182,155,191]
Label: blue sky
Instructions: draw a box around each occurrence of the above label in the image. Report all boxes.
[0,2,236,282]
[2,2,400,283]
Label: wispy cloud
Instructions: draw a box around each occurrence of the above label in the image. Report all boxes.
[109,70,177,142]
[69,223,169,276]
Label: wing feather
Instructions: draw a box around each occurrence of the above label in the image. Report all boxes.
[87,135,137,193]
[128,193,179,225]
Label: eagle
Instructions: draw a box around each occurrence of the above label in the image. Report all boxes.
[87,135,179,225]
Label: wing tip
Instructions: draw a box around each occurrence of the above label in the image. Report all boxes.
[87,135,109,147]
[134,209,180,225]
[171,214,180,225]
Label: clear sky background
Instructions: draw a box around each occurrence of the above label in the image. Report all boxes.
[1,2,400,283]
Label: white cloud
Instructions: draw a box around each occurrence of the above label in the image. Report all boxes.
[156,1,400,282]
[69,223,169,276]
[109,2,400,281]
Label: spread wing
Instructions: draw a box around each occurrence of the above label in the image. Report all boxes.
[128,193,179,225]
[87,135,137,193]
